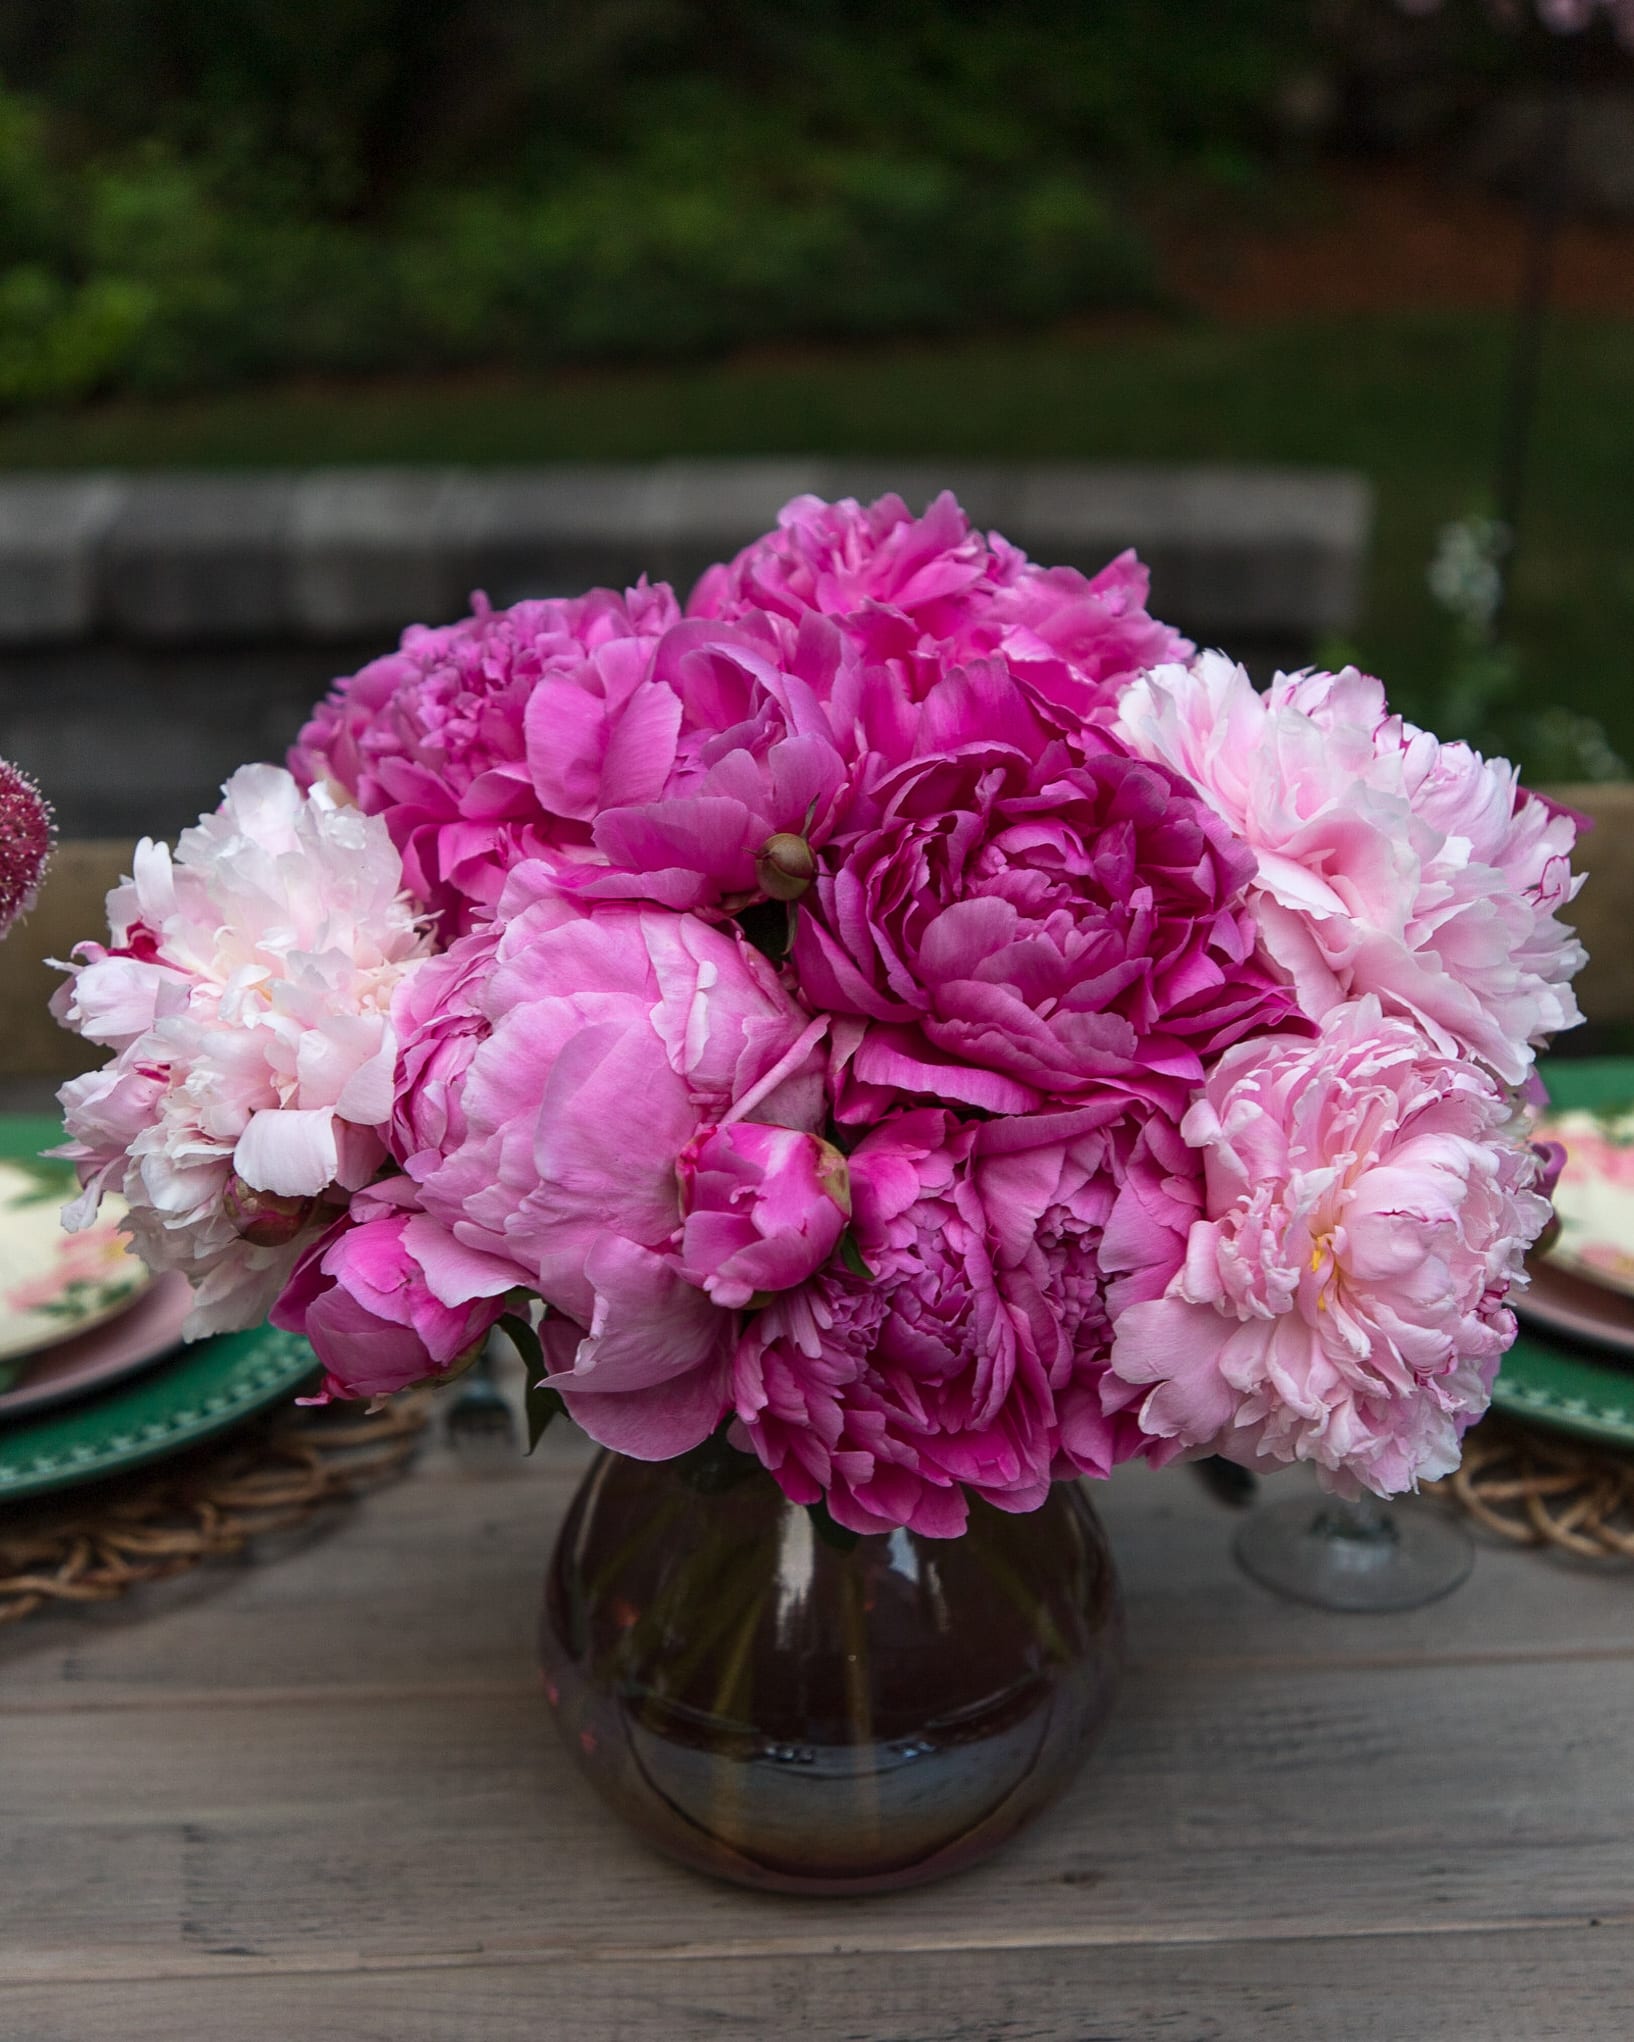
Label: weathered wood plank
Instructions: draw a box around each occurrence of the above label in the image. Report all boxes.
[5,1430,1628,1708]
[3,1926,1630,2042]
[3,1645,1631,1976]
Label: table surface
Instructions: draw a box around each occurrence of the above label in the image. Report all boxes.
[3,1413,1631,2042]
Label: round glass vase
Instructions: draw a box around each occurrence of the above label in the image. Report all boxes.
[539,1443,1124,1896]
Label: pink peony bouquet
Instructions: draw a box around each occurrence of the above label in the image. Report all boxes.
[53,491,1586,1530]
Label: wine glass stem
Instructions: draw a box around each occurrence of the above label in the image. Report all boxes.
[1318,1492,1397,1545]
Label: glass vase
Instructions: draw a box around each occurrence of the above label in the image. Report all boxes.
[539,1444,1124,1895]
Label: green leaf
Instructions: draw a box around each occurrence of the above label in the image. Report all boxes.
[838,1231,875,1282]
[498,1309,566,1455]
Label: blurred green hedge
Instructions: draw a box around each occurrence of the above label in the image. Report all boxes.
[0,0,1324,405]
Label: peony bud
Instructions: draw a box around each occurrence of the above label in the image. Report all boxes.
[676,1121,851,1309]
[756,832,816,902]
[224,1174,318,1248]
[0,757,53,939]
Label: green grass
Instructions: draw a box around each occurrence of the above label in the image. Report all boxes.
[2,310,1629,772]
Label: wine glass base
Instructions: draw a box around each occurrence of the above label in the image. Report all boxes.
[1234,1494,1474,1613]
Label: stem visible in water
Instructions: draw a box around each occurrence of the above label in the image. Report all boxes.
[838,1556,880,1859]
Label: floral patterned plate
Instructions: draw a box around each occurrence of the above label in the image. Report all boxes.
[0,1270,193,1421]
[0,1148,151,1370]
[1531,1100,1634,1301]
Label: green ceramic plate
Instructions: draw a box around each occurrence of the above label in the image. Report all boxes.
[1486,1058,1634,1451]
[1491,1328,1634,1449]
[0,1115,318,1498]
[0,1319,318,1500]
[0,1114,73,1168]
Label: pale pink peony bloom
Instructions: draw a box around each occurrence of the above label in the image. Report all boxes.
[1116,653,1585,1083]
[398,876,828,1456]
[0,756,53,937]
[733,1104,1197,1536]
[793,740,1297,1120]
[52,766,430,1336]
[290,583,682,932]
[1103,998,1553,1496]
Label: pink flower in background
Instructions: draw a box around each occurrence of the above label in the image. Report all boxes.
[290,583,682,932]
[0,757,53,938]
[5,1223,133,1313]
[794,742,1297,1119]
[53,766,430,1336]
[399,880,828,1457]
[734,1105,1196,1536]
[1103,998,1552,1497]
[272,1189,507,1402]
[1116,654,1585,1083]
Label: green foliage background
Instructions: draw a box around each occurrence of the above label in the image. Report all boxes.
[0,0,1326,403]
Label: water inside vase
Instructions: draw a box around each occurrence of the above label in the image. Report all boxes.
[541,1448,1123,1894]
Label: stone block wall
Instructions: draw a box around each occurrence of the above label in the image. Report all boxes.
[0,461,1372,837]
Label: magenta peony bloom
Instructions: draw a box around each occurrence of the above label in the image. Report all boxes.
[1103,997,1553,1497]
[564,611,853,913]
[396,877,828,1456]
[733,1104,1197,1536]
[53,767,430,1336]
[675,1121,851,1310]
[271,1189,507,1402]
[290,584,682,932]
[0,756,53,938]
[1117,654,1586,1084]
[793,741,1298,1119]
[689,490,1190,723]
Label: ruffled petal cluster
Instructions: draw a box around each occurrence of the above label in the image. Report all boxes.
[395,878,830,1456]
[1104,998,1553,1495]
[799,739,1298,1119]
[291,583,683,932]
[734,1106,1198,1536]
[52,766,429,1335]
[51,490,1585,1529]
[1116,654,1585,1083]
[691,490,1191,722]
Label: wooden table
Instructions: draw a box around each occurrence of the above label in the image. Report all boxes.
[3,1416,1631,2042]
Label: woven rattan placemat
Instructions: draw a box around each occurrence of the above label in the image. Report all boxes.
[1429,1412,1634,1561]
[0,1392,431,1626]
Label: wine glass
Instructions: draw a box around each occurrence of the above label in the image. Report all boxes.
[1232,1483,1474,1613]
